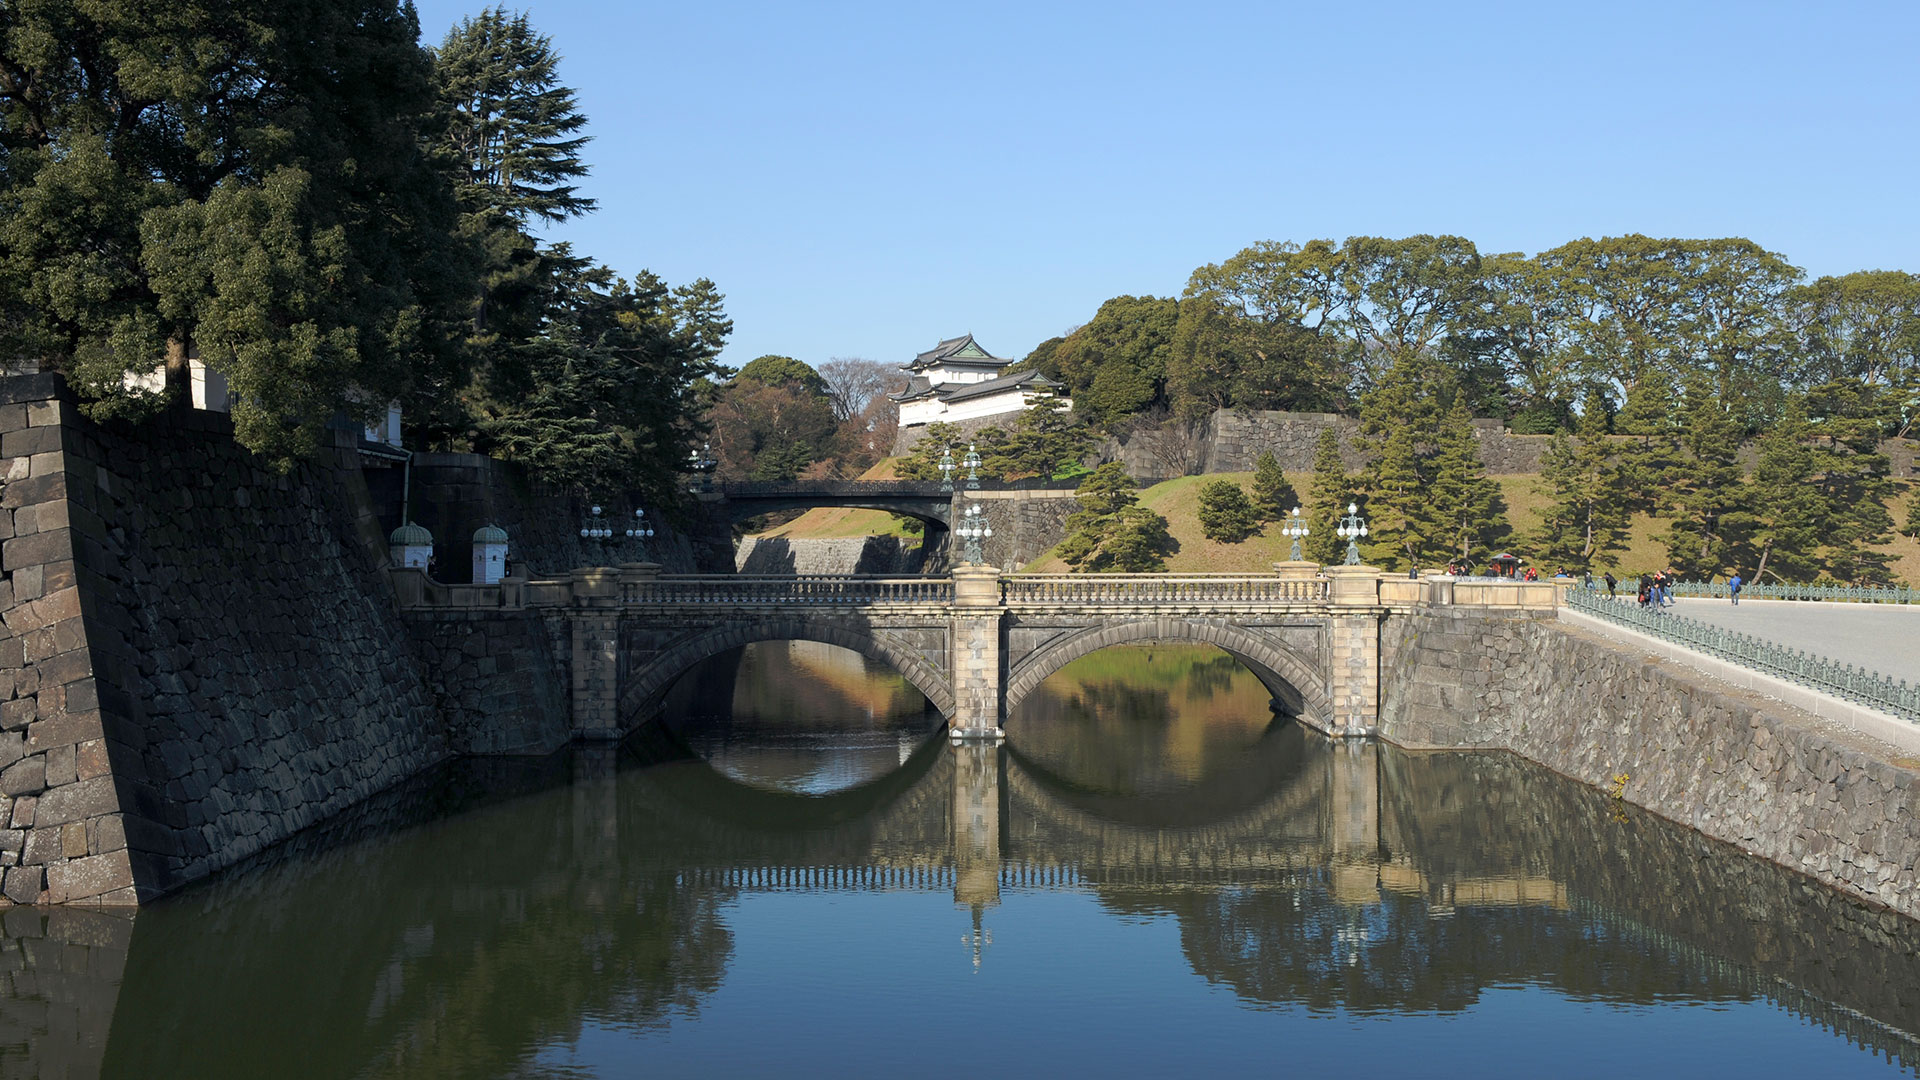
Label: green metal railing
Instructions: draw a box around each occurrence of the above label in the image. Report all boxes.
[1565,588,1920,723]
[1668,581,1917,604]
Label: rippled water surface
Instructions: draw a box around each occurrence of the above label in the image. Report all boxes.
[7,642,1920,1079]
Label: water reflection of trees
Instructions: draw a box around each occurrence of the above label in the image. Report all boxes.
[1008,644,1276,794]
[99,752,740,1080]
[4,703,1914,1077]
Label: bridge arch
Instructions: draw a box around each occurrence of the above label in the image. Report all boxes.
[620,616,955,727]
[1004,618,1329,725]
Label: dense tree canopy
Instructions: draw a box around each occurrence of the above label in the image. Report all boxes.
[1048,234,1919,447]
[0,0,473,466]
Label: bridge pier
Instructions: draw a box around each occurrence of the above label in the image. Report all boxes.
[952,741,1002,909]
[1325,565,1385,738]
[950,565,1005,738]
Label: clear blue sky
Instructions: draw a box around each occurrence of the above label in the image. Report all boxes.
[409,0,1920,371]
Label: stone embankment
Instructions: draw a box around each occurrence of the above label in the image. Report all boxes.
[1108,407,1918,482]
[735,536,923,575]
[1379,609,1920,920]
[0,377,452,904]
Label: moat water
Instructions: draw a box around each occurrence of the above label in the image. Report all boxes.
[7,643,1920,1078]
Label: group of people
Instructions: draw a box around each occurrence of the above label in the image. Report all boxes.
[1595,568,1745,608]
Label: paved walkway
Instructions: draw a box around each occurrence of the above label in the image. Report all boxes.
[1667,598,1920,685]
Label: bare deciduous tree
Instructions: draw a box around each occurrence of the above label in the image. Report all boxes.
[819,357,904,422]
[1127,407,1210,479]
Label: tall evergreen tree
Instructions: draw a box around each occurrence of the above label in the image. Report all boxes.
[476,260,728,503]
[1662,378,1747,579]
[1250,451,1298,522]
[1427,395,1508,566]
[434,8,594,226]
[1739,399,1824,583]
[1304,429,1349,565]
[0,0,472,467]
[1803,379,1897,583]
[1362,422,1435,570]
[1532,408,1630,572]
[1357,355,1444,570]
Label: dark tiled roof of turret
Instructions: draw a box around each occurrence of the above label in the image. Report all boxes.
[909,332,1009,370]
[935,369,1060,404]
[889,374,938,402]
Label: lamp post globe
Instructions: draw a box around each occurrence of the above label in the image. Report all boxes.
[1336,502,1369,566]
[1281,506,1310,563]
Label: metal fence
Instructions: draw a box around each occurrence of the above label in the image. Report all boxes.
[1002,574,1331,605]
[1565,588,1920,723]
[623,575,953,605]
[1669,581,1917,605]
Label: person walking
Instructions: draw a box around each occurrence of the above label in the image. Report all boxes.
[1728,572,1742,606]
[1603,571,1617,598]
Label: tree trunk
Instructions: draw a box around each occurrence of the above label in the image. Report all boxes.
[164,333,193,410]
[1755,541,1772,584]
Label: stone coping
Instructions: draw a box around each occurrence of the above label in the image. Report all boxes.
[1558,606,1920,756]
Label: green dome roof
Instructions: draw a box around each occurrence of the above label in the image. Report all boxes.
[389,521,433,546]
[472,524,510,544]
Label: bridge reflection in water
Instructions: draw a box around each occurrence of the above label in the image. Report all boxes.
[7,643,1920,1077]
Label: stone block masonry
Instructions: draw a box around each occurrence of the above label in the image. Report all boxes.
[0,375,449,904]
[1378,608,1920,920]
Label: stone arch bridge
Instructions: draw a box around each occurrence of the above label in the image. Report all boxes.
[394,563,1569,740]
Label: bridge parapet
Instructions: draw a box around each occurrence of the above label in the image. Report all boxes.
[623,574,953,607]
[1003,574,1330,606]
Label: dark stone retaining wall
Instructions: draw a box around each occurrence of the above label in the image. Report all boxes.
[405,452,725,580]
[1378,609,1920,919]
[0,376,453,904]
[404,611,572,756]
[974,489,1080,571]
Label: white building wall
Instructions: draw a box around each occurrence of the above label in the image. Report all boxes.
[473,541,508,584]
[898,389,1071,428]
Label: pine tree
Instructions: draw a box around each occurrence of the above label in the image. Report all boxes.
[1532,408,1629,572]
[1427,395,1508,567]
[1662,378,1747,579]
[1059,464,1174,571]
[983,401,1095,481]
[476,261,729,503]
[1304,429,1349,564]
[1197,480,1261,543]
[1357,355,1445,571]
[1250,451,1298,522]
[1740,399,1825,583]
[1362,422,1436,570]
[895,423,967,480]
[1906,490,1920,541]
[434,8,595,226]
[1804,379,1897,583]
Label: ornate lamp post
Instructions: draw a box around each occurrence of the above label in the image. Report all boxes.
[1281,506,1310,562]
[625,508,654,542]
[956,502,993,565]
[1335,502,1368,566]
[963,442,982,491]
[685,441,717,491]
[938,445,956,494]
[579,504,614,541]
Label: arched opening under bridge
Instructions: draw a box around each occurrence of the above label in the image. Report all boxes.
[650,634,947,795]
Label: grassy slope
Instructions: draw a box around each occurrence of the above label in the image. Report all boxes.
[748,455,1920,581]
[1022,473,1920,581]
[750,458,922,541]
